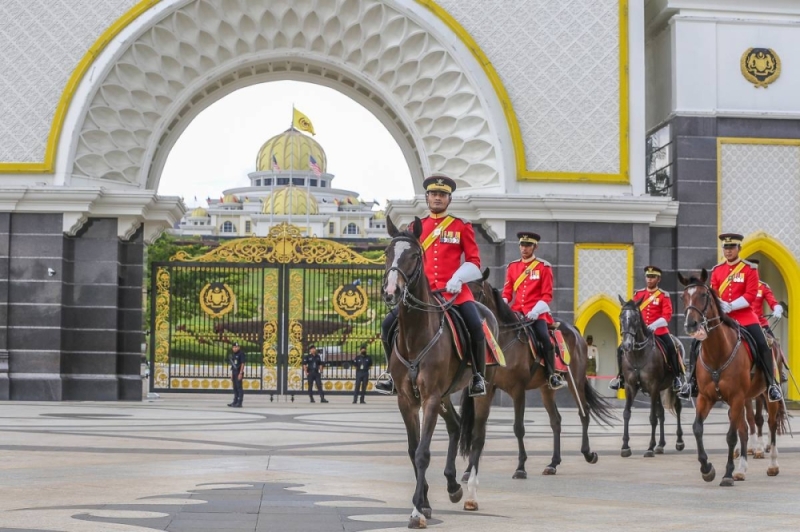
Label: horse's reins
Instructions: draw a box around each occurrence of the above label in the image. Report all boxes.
[684,282,742,399]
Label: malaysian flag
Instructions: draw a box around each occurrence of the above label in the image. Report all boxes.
[271,154,280,172]
[309,155,322,177]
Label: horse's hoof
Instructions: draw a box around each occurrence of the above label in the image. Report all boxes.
[464,499,479,511]
[733,472,746,481]
[702,465,716,483]
[422,507,432,520]
[643,450,655,458]
[408,515,427,529]
[460,471,470,483]
[655,446,664,455]
[585,452,598,464]
[448,487,463,504]
[676,441,685,452]
[720,477,735,487]
[542,466,557,476]
[747,448,754,456]
[754,451,765,459]
[512,470,527,479]
[767,467,780,477]
[621,448,632,458]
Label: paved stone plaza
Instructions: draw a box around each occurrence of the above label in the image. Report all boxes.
[0,394,798,531]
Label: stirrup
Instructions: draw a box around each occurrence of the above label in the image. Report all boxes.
[608,376,623,391]
[468,375,487,397]
[374,372,396,395]
[548,374,567,391]
[672,376,684,392]
[678,380,694,399]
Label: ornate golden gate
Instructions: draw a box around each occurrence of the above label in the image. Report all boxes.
[149,224,385,396]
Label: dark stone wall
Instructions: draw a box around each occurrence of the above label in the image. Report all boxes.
[2,216,144,401]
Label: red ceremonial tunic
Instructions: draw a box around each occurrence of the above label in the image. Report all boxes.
[633,287,672,336]
[752,280,779,327]
[412,213,480,305]
[710,259,759,326]
[501,257,554,324]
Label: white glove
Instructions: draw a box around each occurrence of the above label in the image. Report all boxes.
[647,318,668,331]
[502,297,509,304]
[526,300,550,321]
[719,301,732,314]
[773,305,784,319]
[445,262,481,294]
[730,296,750,311]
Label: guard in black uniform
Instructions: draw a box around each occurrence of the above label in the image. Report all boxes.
[303,344,328,403]
[228,342,245,407]
[352,343,372,404]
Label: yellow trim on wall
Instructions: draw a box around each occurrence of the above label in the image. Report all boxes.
[575,294,622,344]
[418,0,629,184]
[0,0,629,185]
[741,232,800,401]
[0,0,162,174]
[573,243,634,315]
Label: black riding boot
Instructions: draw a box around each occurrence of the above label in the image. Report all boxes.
[469,338,487,397]
[678,340,699,399]
[760,350,782,403]
[609,346,625,391]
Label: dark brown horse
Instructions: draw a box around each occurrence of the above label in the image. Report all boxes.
[468,271,614,478]
[618,297,685,458]
[678,270,786,486]
[383,217,498,529]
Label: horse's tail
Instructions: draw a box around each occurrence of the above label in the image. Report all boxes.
[775,395,790,436]
[458,392,475,458]
[583,380,617,427]
[662,387,677,415]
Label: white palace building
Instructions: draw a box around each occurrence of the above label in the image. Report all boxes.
[172,127,386,239]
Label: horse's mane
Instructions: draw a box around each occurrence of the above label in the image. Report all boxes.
[685,276,739,329]
[490,285,518,324]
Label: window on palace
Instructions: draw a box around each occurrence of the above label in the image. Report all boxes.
[328,222,335,234]
[277,178,289,185]
[222,221,236,233]
[320,180,326,187]
[255,179,261,186]
[264,178,272,186]
[344,223,359,235]
[245,221,251,233]
[292,178,304,186]
[310,179,317,187]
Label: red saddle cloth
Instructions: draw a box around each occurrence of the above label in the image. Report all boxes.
[439,305,505,366]
[524,326,569,373]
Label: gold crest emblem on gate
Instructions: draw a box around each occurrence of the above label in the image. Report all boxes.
[741,48,781,88]
[199,282,235,318]
[332,282,368,320]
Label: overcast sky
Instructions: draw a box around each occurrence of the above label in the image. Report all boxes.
[159,81,415,209]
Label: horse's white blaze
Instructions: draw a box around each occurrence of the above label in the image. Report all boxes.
[466,466,478,501]
[769,442,779,468]
[687,287,697,296]
[385,241,411,296]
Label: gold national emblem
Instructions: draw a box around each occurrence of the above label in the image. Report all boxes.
[741,48,781,88]
[199,282,235,318]
[332,282,368,320]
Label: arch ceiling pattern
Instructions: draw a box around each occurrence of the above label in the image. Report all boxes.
[71,0,501,190]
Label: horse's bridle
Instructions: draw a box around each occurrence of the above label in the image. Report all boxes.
[383,236,454,313]
[619,307,652,352]
[683,282,723,335]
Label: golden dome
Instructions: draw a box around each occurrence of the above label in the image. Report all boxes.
[372,210,386,220]
[190,207,208,217]
[262,187,319,215]
[256,128,327,173]
[221,194,239,204]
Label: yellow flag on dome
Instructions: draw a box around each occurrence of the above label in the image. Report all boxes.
[292,107,315,135]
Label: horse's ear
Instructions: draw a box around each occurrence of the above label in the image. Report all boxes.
[387,216,399,237]
[618,294,626,306]
[482,267,490,280]
[677,272,689,286]
[700,268,708,283]
[411,216,422,239]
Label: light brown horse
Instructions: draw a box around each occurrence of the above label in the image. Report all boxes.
[468,271,615,478]
[678,270,786,486]
[383,217,498,528]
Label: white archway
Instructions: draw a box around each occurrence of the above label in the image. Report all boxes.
[59,0,512,195]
